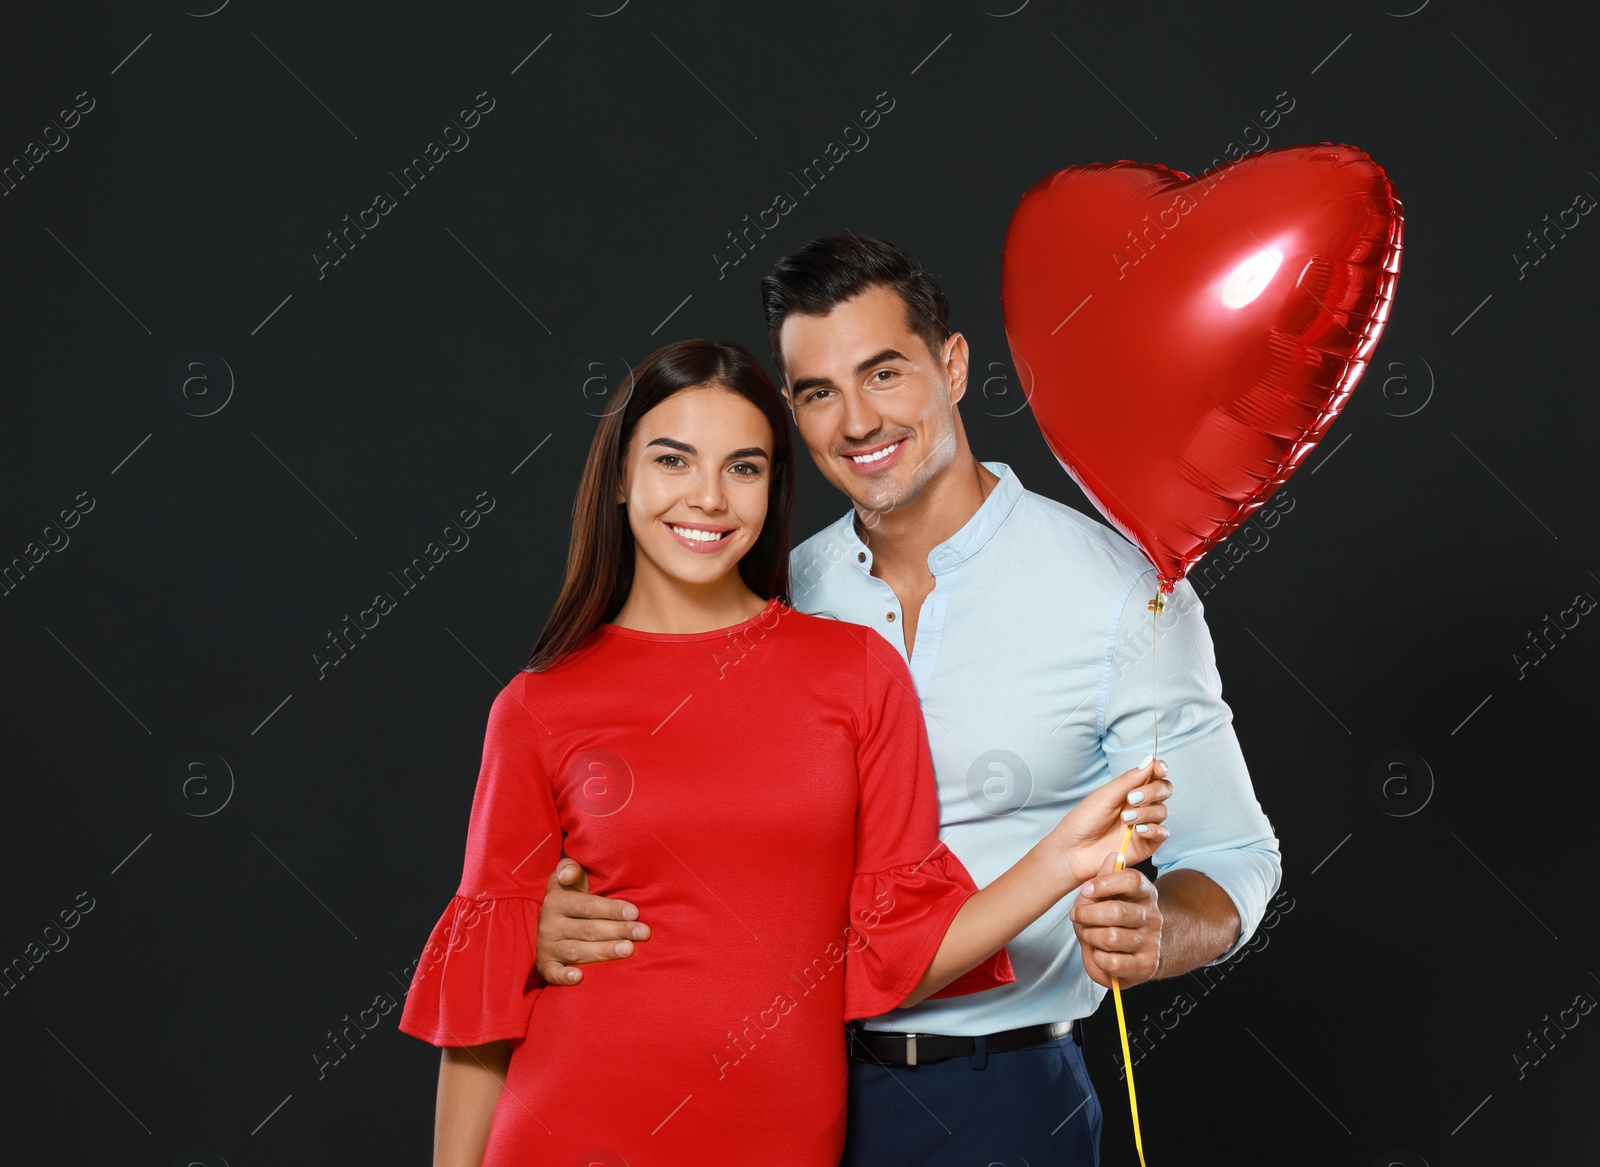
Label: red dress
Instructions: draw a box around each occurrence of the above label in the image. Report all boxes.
[397,596,1014,1164]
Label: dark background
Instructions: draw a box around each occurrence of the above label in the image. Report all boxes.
[2,2,1594,1164]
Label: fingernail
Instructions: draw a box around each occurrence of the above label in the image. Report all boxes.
[622,905,637,921]
[616,940,631,955]
[1121,809,1138,822]
[1156,759,1169,776]
[1127,790,1145,805]
[1137,753,1153,770]
[1083,882,1095,896]
[632,925,648,939]
[1136,823,1149,834]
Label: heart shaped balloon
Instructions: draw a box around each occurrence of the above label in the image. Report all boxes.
[1001,143,1403,591]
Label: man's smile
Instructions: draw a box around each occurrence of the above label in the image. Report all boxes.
[843,437,908,473]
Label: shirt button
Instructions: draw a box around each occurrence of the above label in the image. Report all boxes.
[857,551,866,562]
[886,612,896,622]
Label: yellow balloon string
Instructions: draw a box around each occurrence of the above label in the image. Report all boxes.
[1110,824,1148,1167]
[1107,585,1165,1166]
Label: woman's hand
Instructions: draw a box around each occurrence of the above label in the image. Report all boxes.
[905,758,1171,1008]
[1046,757,1173,891]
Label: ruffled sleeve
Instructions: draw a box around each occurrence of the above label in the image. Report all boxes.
[842,632,1015,1022]
[398,674,561,1049]
[844,841,1015,1022]
[398,894,544,1047]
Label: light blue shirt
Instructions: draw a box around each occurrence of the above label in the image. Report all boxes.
[789,461,1283,1035]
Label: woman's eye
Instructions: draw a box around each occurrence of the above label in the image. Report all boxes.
[655,454,685,468]
[731,462,760,477]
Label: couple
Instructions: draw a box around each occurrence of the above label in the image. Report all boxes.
[397,236,1282,1166]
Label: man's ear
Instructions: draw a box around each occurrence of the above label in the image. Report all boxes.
[943,331,971,405]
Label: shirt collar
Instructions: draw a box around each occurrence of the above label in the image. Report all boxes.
[841,460,1024,575]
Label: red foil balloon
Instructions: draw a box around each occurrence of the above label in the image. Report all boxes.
[1001,143,1403,591]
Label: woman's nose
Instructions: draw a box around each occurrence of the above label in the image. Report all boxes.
[688,469,725,510]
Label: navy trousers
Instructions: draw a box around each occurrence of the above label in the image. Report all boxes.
[839,1026,1101,1166]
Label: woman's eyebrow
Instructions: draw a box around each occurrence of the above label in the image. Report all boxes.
[645,437,768,460]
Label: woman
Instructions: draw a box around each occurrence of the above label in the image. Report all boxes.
[396,339,1171,1165]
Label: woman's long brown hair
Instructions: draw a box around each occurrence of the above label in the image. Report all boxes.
[525,338,795,672]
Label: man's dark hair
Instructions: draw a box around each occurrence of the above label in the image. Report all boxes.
[760,236,951,383]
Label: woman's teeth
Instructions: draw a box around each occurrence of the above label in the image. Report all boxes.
[670,525,728,542]
[851,441,900,464]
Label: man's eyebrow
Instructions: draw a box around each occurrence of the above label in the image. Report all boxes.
[790,348,910,397]
[644,437,769,460]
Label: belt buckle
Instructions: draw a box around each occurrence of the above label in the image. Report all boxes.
[905,1033,917,1067]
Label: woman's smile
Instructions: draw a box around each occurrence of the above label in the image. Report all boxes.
[663,520,737,553]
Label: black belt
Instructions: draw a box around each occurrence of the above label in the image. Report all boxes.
[846,1020,1075,1066]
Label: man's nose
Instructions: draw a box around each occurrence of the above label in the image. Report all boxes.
[839,388,881,438]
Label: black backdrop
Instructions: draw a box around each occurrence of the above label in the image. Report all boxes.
[2,2,1595,1165]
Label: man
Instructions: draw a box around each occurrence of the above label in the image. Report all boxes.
[534,236,1282,1163]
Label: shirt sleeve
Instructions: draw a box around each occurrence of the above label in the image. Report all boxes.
[843,627,1016,1021]
[397,673,562,1048]
[1099,571,1284,966]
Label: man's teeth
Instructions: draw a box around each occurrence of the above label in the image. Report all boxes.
[851,441,901,464]
[670,525,728,543]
